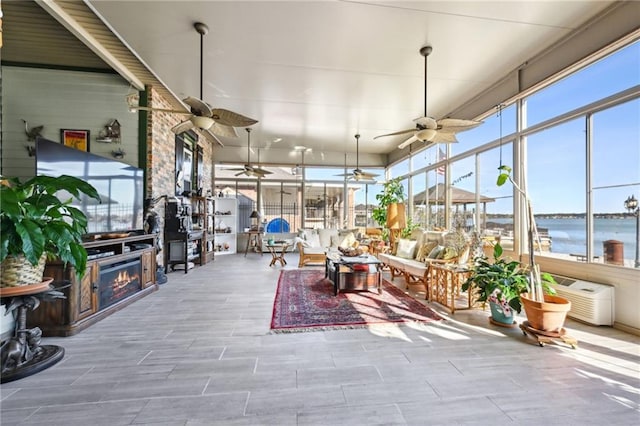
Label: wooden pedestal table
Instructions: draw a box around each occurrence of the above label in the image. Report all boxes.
[244,230,264,257]
[428,263,474,313]
[268,243,289,267]
[0,279,66,383]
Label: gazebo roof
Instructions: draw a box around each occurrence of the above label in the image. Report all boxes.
[413,183,495,205]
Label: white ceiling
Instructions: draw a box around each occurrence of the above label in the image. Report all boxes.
[87,1,616,165]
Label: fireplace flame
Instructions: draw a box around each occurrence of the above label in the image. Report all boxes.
[112,270,138,290]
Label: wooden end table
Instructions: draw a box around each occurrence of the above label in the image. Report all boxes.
[267,243,288,267]
[429,263,474,313]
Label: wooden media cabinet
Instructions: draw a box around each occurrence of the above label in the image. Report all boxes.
[28,233,159,337]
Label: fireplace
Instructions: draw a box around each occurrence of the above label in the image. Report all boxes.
[99,258,142,309]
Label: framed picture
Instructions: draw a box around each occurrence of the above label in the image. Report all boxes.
[60,129,90,152]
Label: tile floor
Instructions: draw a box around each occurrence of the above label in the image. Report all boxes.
[1,254,639,425]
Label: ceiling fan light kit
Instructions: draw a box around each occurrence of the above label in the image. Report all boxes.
[375,45,482,150]
[190,115,214,130]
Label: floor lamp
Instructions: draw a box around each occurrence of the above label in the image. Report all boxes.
[386,203,406,251]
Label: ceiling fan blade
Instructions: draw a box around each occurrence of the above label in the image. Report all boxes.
[374,128,416,139]
[398,134,419,149]
[253,167,273,176]
[209,122,239,138]
[183,96,213,117]
[211,109,259,127]
[431,131,460,143]
[436,118,483,132]
[414,116,437,129]
[171,120,195,134]
[132,106,191,115]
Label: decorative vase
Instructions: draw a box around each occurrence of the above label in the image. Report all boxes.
[0,254,47,287]
[489,301,516,326]
[521,294,571,332]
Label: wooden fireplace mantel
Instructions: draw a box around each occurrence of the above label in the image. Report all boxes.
[27,234,158,337]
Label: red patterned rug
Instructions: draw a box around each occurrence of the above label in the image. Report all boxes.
[270,269,443,333]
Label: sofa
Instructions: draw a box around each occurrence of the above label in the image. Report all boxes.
[295,228,363,267]
[377,228,470,299]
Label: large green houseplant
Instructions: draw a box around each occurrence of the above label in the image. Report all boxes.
[462,242,555,325]
[372,178,406,242]
[0,175,100,287]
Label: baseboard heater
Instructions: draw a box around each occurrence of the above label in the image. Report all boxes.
[549,274,614,326]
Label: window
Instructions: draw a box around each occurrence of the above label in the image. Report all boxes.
[389,158,410,178]
[527,118,587,258]
[478,145,514,245]
[526,40,640,128]
[592,99,640,266]
[452,104,516,155]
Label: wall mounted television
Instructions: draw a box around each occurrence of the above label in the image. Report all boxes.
[36,137,144,235]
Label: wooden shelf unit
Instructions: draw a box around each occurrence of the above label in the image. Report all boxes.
[27,233,158,337]
[191,196,215,264]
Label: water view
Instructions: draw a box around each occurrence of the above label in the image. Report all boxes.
[487,217,637,260]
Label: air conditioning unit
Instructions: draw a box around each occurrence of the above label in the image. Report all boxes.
[549,274,614,326]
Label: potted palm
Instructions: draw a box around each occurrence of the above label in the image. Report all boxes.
[0,175,100,287]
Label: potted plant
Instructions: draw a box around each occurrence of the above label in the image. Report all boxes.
[372,178,406,245]
[496,165,570,332]
[1,175,100,287]
[462,242,556,326]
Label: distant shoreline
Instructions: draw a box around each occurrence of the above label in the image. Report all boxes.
[487,213,634,219]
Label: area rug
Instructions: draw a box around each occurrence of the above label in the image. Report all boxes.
[270,269,443,333]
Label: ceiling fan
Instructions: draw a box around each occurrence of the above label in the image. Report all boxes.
[336,134,379,181]
[129,22,258,140]
[230,128,272,178]
[374,46,482,150]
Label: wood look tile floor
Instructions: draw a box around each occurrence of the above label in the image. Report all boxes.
[1,254,639,425]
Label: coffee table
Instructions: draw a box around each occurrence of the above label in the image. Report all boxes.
[325,254,382,295]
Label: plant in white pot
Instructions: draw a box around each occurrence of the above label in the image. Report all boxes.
[0,175,100,287]
[496,165,570,332]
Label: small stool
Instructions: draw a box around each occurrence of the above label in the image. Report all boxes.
[268,243,289,267]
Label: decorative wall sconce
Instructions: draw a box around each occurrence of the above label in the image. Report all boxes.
[97,119,121,143]
[111,148,125,159]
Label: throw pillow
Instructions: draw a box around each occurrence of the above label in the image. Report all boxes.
[416,241,438,262]
[332,231,356,249]
[306,232,321,248]
[426,245,444,260]
[441,246,458,260]
[396,239,418,259]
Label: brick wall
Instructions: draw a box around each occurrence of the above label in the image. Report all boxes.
[145,86,214,267]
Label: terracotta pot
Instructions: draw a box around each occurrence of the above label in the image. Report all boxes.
[521,294,571,332]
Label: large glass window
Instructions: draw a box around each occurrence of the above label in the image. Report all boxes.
[478,144,514,248]
[592,99,640,267]
[527,118,587,258]
[526,40,640,128]
[452,104,517,155]
[411,172,427,228]
[389,158,410,178]
[412,144,443,172]
[448,155,476,231]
